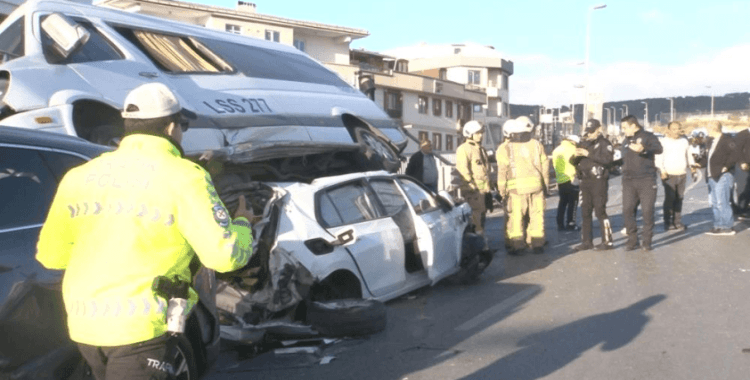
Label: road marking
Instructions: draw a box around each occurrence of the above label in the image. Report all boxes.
[455,286,541,332]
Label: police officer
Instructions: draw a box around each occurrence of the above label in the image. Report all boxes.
[620,115,663,251]
[552,134,581,231]
[496,116,549,254]
[572,119,615,251]
[456,120,491,238]
[36,83,255,380]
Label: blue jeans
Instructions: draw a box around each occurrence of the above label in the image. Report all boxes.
[708,173,734,229]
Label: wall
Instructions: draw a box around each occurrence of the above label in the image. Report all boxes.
[205,16,293,44]
[297,33,350,64]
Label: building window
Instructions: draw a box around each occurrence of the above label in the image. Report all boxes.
[293,39,306,52]
[445,100,453,118]
[433,98,442,116]
[458,103,467,120]
[418,131,429,143]
[225,24,241,34]
[468,70,481,85]
[501,73,509,90]
[439,68,447,80]
[418,96,428,114]
[265,29,280,42]
[446,134,454,151]
[385,91,401,111]
[473,103,483,113]
[432,133,442,151]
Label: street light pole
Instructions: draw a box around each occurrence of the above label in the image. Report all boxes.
[610,106,616,124]
[669,97,674,122]
[706,86,714,117]
[641,101,649,129]
[583,3,607,128]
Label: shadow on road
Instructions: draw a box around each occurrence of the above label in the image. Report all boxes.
[458,294,667,380]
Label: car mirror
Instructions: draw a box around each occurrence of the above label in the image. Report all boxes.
[41,13,90,61]
[330,229,355,246]
[437,190,455,208]
[418,198,432,212]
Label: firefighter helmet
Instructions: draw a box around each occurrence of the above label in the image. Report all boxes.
[462,120,484,138]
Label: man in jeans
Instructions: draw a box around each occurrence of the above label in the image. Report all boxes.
[620,115,663,251]
[706,120,739,236]
[656,121,696,231]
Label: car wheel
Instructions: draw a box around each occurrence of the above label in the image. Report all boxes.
[306,299,387,337]
[88,124,123,147]
[170,334,199,380]
[353,127,401,172]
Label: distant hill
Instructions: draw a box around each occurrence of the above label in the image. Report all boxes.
[512,92,750,125]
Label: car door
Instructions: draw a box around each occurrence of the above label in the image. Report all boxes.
[318,180,406,298]
[0,145,88,369]
[397,177,461,284]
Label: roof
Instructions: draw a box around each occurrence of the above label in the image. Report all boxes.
[0,126,112,157]
[383,42,514,74]
[95,0,369,38]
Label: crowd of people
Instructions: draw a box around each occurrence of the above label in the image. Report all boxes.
[408,116,750,255]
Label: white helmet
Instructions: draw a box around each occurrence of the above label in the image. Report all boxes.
[462,120,484,138]
[515,116,534,133]
[502,119,517,137]
[565,135,580,144]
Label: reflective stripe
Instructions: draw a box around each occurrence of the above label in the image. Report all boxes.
[70,298,167,319]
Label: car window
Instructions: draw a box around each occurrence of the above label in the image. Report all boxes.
[0,17,24,61]
[398,178,439,214]
[42,18,123,64]
[113,26,232,74]
[40,151,86,181]
[319,182,381,227]
[318,193,343,227]
[199,37,350,87]
[0,147,58,230]
[369,179,408,217]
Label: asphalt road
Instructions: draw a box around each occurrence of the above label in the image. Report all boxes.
[205,172,750,380]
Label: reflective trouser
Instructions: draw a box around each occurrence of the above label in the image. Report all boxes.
[465,190,487,236]
[507,191,546,249]
[580,178,609,245]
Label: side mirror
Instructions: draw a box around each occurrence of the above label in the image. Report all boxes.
[437,190,455,208]
[41,13,90,61]
[418,198,432,212]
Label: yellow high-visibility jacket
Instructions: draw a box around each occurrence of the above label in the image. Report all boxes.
[496,138,549,195]
[36,135,252,347]
[456,140,490,193]
[552,140,577,184]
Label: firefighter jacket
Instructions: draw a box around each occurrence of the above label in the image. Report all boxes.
[552,140,577,184]
[36,134,253,347]
[496,138,549,196]
[456,139,491,193]
[571,135,614,180]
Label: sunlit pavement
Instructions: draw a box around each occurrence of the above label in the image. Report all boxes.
[205,173,750,380]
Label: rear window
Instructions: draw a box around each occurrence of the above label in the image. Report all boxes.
[196,37,349,87]
[113,26,232,74]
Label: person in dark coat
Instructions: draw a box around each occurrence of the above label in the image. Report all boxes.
[619,115,663,251]
[705,121,739,235]
[571,119,615,251]
[405,139,439,192]
[732,127,750,219]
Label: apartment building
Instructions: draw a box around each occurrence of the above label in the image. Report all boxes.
[385,43,513,146]
[327,49,486,156]
[95,0,368,65]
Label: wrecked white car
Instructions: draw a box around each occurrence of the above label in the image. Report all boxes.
[207,152,493,342]
[0,0,405,172]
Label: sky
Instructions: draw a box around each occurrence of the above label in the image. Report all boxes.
[202,0,750,106]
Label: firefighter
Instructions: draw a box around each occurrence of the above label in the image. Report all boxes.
[456,120,491,238]
[36,83,254,379]
[496,116,550,254]
[571,119,615,251]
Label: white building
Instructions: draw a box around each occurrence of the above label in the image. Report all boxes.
[327,49,486,156]
[384,43,513,146]
[95,0,368,65]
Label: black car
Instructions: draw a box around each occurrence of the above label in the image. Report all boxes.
[0,127,220,379]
